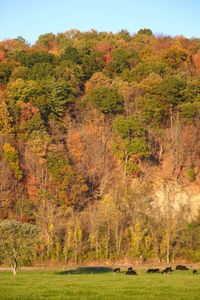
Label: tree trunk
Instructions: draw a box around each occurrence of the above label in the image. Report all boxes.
[154,236,161,263]
[166,235,170,264]
[170,106,173,139]
[12,266,16,276]
[123,152,128,185]
[11,258,17,275]
[166,246,170,264]
[64,245,68,265]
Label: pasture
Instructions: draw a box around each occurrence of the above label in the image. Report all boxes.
[0,267,200,300]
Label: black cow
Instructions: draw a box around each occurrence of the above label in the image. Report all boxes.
[126,269,138,275]
[128,267,133,271]
[147,268,160,273]
[162,267,173,274]
[193,270,197,274]
[176,265,189,271]
[113,268,120,273]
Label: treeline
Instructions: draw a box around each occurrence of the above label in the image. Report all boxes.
[0,28,200,265]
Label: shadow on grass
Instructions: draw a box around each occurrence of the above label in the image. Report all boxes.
[57,266,113,275]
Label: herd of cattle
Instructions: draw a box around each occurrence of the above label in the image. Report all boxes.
[113,265,198,275]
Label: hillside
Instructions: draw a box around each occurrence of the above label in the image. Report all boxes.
[0,29,200,264]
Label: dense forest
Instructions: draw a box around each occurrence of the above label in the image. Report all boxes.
[0,28,200,266]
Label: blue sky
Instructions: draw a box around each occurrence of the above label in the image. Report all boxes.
[0,0,199,43]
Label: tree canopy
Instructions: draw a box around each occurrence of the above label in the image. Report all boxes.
[0,220,38,275]
[0,29,200,265]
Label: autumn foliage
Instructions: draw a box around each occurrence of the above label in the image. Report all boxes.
[0,29,200,265]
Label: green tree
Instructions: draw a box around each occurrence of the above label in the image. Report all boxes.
[16,50,55,67]
[2,143,22,180]
[183,78,200,102]
[0,62,12,84]
[5,79,43,125]
[116,29,131,41]
[36,33,56,50]
[28,62,55,80]
[113,116,149,179]
[19,109,46,140]
[113,116,145,138]
[122,61,167,83]
[156,76,187,107]
[105,48,132,75]
[10,66,29,81]
[0,100,13,134]
[137,28,153,36]
[50,80,76,118]
[55,61,83,91]
[0,220,38,275]
[79,47,104,80]
[87,86,124,114]
[6,79,43,105]
[61,46,80,64]
[179,102,197,123]
[138,96,166,126]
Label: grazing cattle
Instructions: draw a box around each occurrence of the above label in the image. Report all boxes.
[162,267,173,274]
[193,270,197,274]
[176,265,189,271]
[113,268,120,273]
[154,268,160,273]
[126,269,138,275]
[147,268,160,273]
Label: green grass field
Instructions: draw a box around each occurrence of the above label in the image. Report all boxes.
[0,268,200,300]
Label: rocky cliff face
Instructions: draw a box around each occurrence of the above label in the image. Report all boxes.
[153,180,200,218]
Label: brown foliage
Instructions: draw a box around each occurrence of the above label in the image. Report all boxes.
[0,49,6,61]
[67,112,119,195]
[19,102,39,122]
[192,51,200,75]
[25,174,39,200]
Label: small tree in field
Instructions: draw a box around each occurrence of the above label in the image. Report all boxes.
[0,220,38,275]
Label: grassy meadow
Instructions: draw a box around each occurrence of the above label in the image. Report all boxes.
[0,267,200,300]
